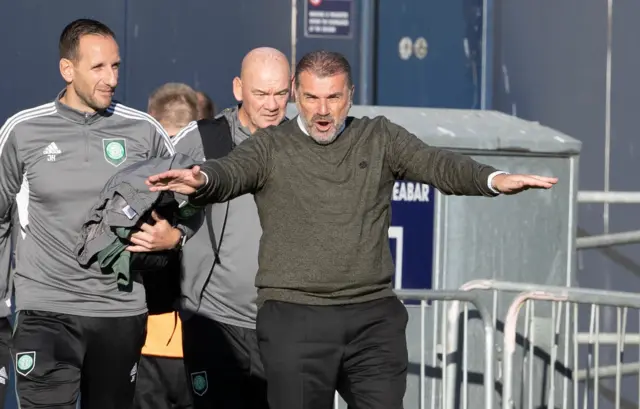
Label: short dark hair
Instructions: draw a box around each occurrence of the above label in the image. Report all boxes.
[196,91,216,120]
[59,19,116,60]
[294,50,353,89]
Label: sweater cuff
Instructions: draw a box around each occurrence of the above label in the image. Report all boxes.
[476,167,501,196]
[200,170,209,185]
[188,169,213,207]
[487,170,509,195]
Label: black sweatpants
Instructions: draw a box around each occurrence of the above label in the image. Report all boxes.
[0,317,12,408]
[134,355,193,409]
[12,310,147,409]
[257,296,409,409]
[182,315,268,409]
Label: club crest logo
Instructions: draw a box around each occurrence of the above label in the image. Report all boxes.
[191,371,208,396]
[103,138,127,167]
[15,351,36,376]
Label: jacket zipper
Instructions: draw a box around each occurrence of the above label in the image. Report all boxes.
[84,113,90,163]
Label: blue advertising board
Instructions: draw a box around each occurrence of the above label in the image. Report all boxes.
[388,180,435,290]
[304,0,354,39]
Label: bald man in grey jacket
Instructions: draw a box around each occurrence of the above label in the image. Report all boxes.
[173,47,290,409]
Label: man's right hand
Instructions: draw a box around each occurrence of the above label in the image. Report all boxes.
[146,165,207,195]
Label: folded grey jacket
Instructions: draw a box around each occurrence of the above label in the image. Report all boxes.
[74,153,203,282]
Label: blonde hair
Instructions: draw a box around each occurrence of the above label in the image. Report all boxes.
[148,83,198,130]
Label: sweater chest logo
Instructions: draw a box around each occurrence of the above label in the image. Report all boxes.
[43,142,62,162]
[102,138,127,167]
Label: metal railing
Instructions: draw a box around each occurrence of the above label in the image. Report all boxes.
[396,290,495,409]
[578,191,640,204]
[331,289,496,409]
[330,280,640,409]
[446,280,574,409]
[502,288,640,409]
[577,190,640,249]
[447,279,640,409]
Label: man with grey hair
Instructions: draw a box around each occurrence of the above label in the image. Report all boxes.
[148,83,199,137]
[146,49,558,409]
[171,46,290,408]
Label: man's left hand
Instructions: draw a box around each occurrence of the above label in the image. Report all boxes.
[492,173,558,195]
[127,211,181,253]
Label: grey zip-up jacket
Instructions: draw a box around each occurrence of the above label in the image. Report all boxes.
[172,106,263,329]
[0,91,175,317]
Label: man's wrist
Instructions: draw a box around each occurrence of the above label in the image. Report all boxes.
[173,225,187,249]
[189,168,213,207]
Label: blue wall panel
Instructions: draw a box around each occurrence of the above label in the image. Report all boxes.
[123,0,292,112]
[375,0,484,108]
[0,0,293,120]
[0,1,127,123]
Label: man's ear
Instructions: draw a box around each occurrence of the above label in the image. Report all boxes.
[349,85,355,108]
[289,76,297,102]
[59,58,74,83]
[232,77,243,102]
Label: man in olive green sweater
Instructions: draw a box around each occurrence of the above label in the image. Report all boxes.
[146,50,558,409]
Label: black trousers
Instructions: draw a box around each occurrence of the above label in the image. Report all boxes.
[182,315,268,409]
[0,317,12,409]
[257,296,409,409]
[134,355,193,409]
[12,310,147,409]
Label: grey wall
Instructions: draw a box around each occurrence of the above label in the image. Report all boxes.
[492,1,640,406]
[492,0,640,291]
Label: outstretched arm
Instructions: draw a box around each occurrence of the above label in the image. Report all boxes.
[147,130,273,205]
[386,118,556,195]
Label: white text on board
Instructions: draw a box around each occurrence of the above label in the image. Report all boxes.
[392,181,430,202]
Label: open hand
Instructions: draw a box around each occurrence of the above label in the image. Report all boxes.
[146,166,206,195]
[492,173,558,195]
[126,211,181,253]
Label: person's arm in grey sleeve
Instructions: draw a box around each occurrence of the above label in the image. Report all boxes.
[385,117,502,197]
[149,121,176,158]
[189,129,273,206]
[172,122,204,162]
[0,126,23,313]
[146,120,200,242]
[172,123,205,240]
[0,205,16,316]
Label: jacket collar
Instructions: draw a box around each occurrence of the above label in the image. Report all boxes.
[221,104,289,138]
[221,105,252,138]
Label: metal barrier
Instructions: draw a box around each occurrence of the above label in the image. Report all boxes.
[502,289,640,409]
[331,289,496,409]
[396,290,495,409]
[446,279,640,409]
[576,190,640,248]
[328,281,640,409]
